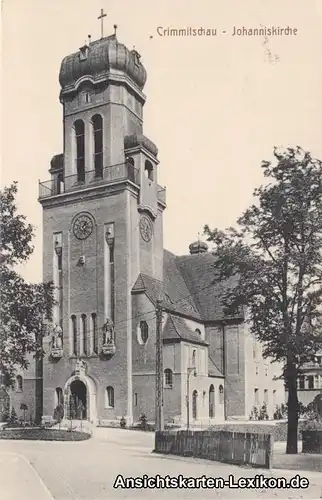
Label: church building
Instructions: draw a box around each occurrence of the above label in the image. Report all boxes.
[34,28,285,427]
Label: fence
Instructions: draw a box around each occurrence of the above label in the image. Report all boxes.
[154,430,273,469]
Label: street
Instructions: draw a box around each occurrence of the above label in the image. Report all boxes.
[0,428,321,500]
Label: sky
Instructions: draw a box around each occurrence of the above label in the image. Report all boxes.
[1,0,322,283]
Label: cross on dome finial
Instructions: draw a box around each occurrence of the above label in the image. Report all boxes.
[98,8,107,38]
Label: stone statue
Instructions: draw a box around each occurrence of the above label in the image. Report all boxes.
[52,325,63,349]
[102,318,114,345]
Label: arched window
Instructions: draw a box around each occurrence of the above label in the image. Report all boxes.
[126,156,135,182]
[219,385,224,404]
[74,120,85,182]
[209,384,215,418]
[195,328,201,336]
[92,114,103,178]
[164,369,173,388]
[81,314,87,355]
[106,386,114,408]
[144,160,154,181]
[55,387,63,406]
[16,375,23,392]
[91,313,98,354]
[192,390,198,420]
[139,321,149,344]
[71,315,77,356]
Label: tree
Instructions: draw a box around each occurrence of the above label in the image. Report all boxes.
[0,182,54,385]
[204,147,322,454]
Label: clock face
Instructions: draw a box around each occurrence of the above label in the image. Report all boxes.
[73,214,94,240]
[139,215,153,242]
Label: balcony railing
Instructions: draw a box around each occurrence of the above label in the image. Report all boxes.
[157,186,166,205]
[39,162,139,200]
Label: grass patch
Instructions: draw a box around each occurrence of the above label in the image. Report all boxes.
[0,428,91,441]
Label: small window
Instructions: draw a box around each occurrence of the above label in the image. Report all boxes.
[299,375,305,389]
[264,389,268,404]
[219,385,224,404]
[255,366,259,375]
[138,321,149,344]
[192,350,196,369]
[272,389,276,405]
[195,328,201,336]
[55,387,63,406]
[308,375,314,389]
[164,369,173,388]
[254,388,259,405]
[106,386,114,408]
[134,393,138,406]
[16,375,23,392]
[144,160,154,181]
[209,384,215,418]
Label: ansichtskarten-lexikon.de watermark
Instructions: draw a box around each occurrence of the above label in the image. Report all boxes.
[114,474,309,490]
[155,25,298,37]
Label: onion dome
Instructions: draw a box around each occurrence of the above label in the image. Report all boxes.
[189,241,209,255]
[124,133,158,157]
[59,34,147,93]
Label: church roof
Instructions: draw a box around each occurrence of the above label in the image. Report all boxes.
[175,251,243,322]
[162,314,208,346]
[132,249,243,323]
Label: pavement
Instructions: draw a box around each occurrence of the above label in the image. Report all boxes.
[0,427,321,499]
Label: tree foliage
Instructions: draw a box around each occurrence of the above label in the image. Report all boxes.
[0,182,54,385]
[204,147,322,453]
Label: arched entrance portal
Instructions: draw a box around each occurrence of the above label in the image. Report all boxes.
[69,380,87,419]
[64,374,97,424]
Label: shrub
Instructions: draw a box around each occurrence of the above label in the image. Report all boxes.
[249,406,259,420]
[53,404,64,423]
[139,413,148,430]
[259,403,269,420]
[120,417,126,429]
[8,408,18,425]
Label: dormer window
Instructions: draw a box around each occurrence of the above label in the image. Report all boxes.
[79,44,89,61]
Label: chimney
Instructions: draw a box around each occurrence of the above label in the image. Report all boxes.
[189,241,208,255]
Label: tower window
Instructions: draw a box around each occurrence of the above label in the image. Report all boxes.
[195,328,201,336]
[144,160,154,181]
[71,315,77,356]
[74,120,85,182]
[81,314,87,355]
[126,157,136,182]
[105,386,114,408]
[91,313,98,354]
[164,369,173,388]
[92,114,103,178]
[139,321,149,344]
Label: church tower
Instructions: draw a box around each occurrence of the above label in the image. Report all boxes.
[39,25,166,425]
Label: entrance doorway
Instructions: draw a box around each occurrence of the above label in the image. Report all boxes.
[69,380,87,420]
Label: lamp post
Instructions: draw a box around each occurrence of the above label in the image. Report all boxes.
[186,367,196,430]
